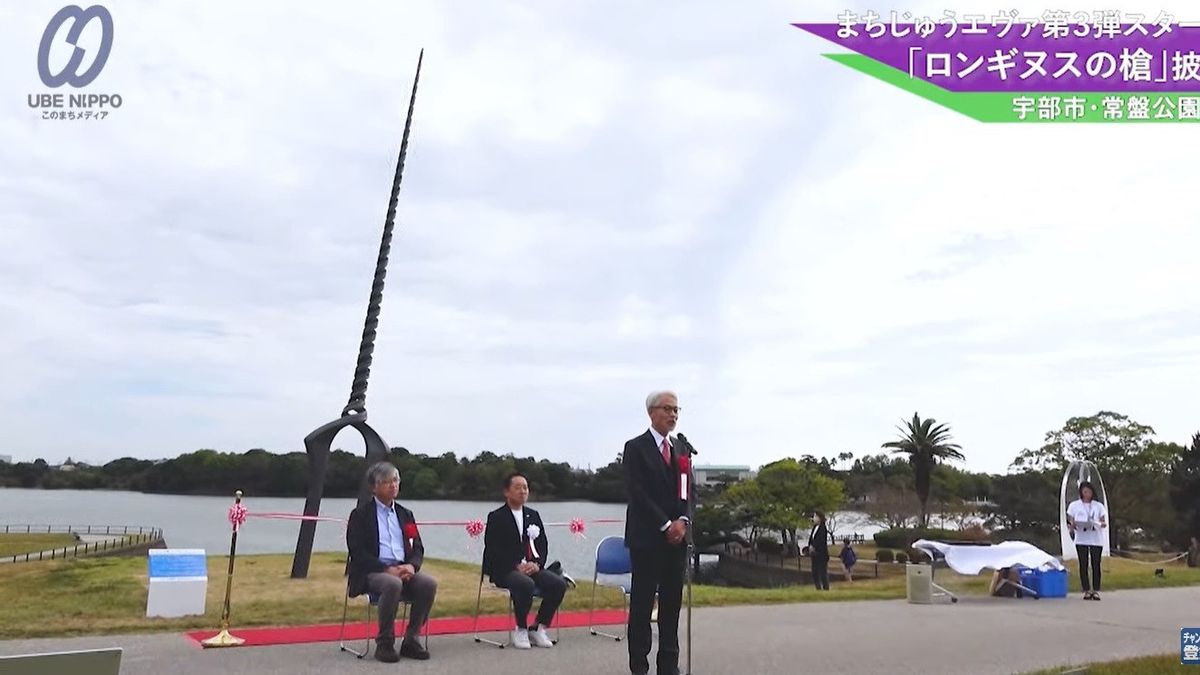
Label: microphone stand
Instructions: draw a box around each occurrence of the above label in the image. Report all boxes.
[677,433,699,675]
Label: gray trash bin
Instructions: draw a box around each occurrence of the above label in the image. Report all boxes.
[906,563,932,604]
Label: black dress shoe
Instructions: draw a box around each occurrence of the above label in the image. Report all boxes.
[400,638,431,660]
[374,642,399,663]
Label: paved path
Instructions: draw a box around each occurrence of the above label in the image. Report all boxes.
[1,587,1196,674]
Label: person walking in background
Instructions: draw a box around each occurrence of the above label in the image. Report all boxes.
[808,511,830,591]
[838,537,857,583]
[1066,480,1108,600]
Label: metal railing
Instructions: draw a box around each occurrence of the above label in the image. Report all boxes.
[723,542,884,578]
[1,524,159,536]
[2,526,164,564]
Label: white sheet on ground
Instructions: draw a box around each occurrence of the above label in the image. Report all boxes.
[912,539,1065,576]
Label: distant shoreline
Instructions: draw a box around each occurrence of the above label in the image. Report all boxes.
[0,485,625,504]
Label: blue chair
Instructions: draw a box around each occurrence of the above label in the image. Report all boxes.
[472,554,564,648]
[589,535,632,641]
[337,577,429,659]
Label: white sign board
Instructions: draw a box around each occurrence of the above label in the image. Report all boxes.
[146,549,207,618]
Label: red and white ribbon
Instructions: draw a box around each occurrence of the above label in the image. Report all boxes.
[677,456,691,501]
[221,496,623,543]
[465,519,485,539]
[228,503,248,532]
[569,518,586,539]
[525,524,541,560]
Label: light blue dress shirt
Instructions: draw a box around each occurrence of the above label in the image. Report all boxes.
[375,497,406,564]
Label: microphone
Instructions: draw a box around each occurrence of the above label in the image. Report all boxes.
[676,432,699,456]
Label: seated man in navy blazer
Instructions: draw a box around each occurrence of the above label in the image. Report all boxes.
[346,461,439,663]
[483,472,568,649]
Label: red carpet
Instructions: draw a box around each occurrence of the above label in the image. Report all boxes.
[185,609,628,647]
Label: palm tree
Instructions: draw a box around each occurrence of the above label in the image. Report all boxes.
[881,413,965,528]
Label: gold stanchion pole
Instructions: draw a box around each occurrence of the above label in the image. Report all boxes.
[202,490,246,648]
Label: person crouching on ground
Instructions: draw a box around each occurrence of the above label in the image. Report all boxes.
[483,471,567,649]
[346,461,438,663]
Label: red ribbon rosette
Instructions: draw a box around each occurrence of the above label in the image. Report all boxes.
[228,503,248,533]
[676,455,690,501]
[403,522,419,550]
[569,517,586,539]
[465,519,484,539]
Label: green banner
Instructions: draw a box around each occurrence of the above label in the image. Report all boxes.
[827,53,1200,123]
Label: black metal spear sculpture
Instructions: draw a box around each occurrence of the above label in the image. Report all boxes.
[290,49,423,579]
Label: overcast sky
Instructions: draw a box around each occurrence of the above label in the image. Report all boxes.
[1,1,1197,475]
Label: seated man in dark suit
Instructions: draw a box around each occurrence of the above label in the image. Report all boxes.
[346,461,439,663]
[483,472,568,649]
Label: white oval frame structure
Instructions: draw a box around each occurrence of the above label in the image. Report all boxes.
[1059,459,1111,559]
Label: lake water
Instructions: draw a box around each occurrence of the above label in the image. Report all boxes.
[0,488,885,576]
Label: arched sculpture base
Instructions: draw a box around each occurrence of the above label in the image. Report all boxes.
[289,413,389,579]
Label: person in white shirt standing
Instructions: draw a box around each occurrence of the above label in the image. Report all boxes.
[1066,481,1108,600]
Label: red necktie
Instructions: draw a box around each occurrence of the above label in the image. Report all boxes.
[662,438,671,464]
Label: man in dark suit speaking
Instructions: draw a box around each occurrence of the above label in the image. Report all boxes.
[623,390,694,675]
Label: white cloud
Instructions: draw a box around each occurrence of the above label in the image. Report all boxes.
[1,0,1197,479]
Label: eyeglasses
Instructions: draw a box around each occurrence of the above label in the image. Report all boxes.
[652,406,681,414]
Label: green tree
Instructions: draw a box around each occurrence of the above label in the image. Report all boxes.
[721,479,770,543]
[1169,432,1200,550]
[406,468,441,499]
[750,459,845,556]
[1011,411,1177,549]
[986,470,1060,532]
[881,413,965,528]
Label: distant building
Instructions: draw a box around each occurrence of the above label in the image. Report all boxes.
[693,464,754,486]
[0,454,11,464]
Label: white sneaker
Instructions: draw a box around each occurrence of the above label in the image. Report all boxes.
[529,626,554,648]
[510,628,531,649]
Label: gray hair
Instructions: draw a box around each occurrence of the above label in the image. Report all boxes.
[366,461,400,487]
[645,390,677,410]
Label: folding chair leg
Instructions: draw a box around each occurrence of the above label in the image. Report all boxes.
[338,590,371,659]
[473,577,506,648]
[588,571,598,636]
[623,592,629,641]
[589,576,625,641]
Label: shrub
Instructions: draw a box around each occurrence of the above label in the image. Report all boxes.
[873,527,989,549]
[756,535,782,555]
[989,527,1059,554]
[876,548,894,563]
[960,523,989,540]
[895,551,909,564]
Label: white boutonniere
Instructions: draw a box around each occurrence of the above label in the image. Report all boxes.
[524,523,541,560]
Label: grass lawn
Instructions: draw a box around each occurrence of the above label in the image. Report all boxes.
[0,533,78,557]
[1023,653,1192,674]
[0,551,1196,640]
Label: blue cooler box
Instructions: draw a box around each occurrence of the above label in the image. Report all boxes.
[1018,567,1067,598]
